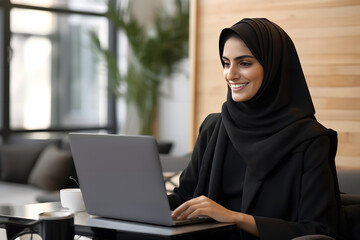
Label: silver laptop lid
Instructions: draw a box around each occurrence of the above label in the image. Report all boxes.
[68,133,173,226]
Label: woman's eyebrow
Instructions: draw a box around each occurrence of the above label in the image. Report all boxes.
[222,55,255,61]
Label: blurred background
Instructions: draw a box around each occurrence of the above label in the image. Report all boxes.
[0,0,190,155]
[1,0,360,166]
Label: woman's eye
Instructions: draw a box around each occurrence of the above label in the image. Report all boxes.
[240,62,252,67]
[223,62,230,68]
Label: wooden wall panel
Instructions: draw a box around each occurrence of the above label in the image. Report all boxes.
[189,0,360,167]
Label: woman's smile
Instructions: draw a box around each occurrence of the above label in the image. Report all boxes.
[222,37,264,102]
[228,81,249,91]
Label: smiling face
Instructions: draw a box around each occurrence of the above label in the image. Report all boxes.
[222,37,264,102]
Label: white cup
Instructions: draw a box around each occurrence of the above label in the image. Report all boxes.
[60,188,86,212]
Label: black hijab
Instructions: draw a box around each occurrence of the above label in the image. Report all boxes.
[216,18,336,181]
[169,18,340,214]
[171,19,342,236]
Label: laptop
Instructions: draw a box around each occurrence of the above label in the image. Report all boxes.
[68,133,210,226]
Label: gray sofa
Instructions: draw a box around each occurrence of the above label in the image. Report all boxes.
[0,137,174,207]
[0,137,76,206]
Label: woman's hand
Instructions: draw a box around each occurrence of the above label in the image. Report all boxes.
[172,195,237,223]
[172,195,259,237]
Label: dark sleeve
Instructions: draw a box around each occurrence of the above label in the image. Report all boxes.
[254,135,347,240]
[168,113,220,210]
[167,137,201,209]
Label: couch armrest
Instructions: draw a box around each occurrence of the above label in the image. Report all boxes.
[337,167,360,194]
[341,194,360,206]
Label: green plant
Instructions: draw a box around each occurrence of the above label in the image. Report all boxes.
[91,0,189,135]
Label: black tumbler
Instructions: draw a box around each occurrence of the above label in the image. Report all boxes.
[38,211,74,240]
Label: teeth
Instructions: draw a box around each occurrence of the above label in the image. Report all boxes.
[232,83,247,88]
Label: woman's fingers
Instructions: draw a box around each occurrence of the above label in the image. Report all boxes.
[179,202,209,219]
[172,195,201,219]
[171,196,258,237]
[172,195,213,220]
[172,195,240,223]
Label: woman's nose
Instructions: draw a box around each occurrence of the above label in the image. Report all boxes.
[227,65,240,80]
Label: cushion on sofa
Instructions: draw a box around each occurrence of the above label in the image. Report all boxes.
[28,144,73,191]
[0,145,43,183]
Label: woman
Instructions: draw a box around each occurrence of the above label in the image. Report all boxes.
[168,18,348,239]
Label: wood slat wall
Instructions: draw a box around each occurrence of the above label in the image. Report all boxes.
[189,0,360,167]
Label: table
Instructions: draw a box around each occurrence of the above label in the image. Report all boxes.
[0,202,237,240]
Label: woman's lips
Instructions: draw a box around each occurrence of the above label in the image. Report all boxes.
[230,82,249,91]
